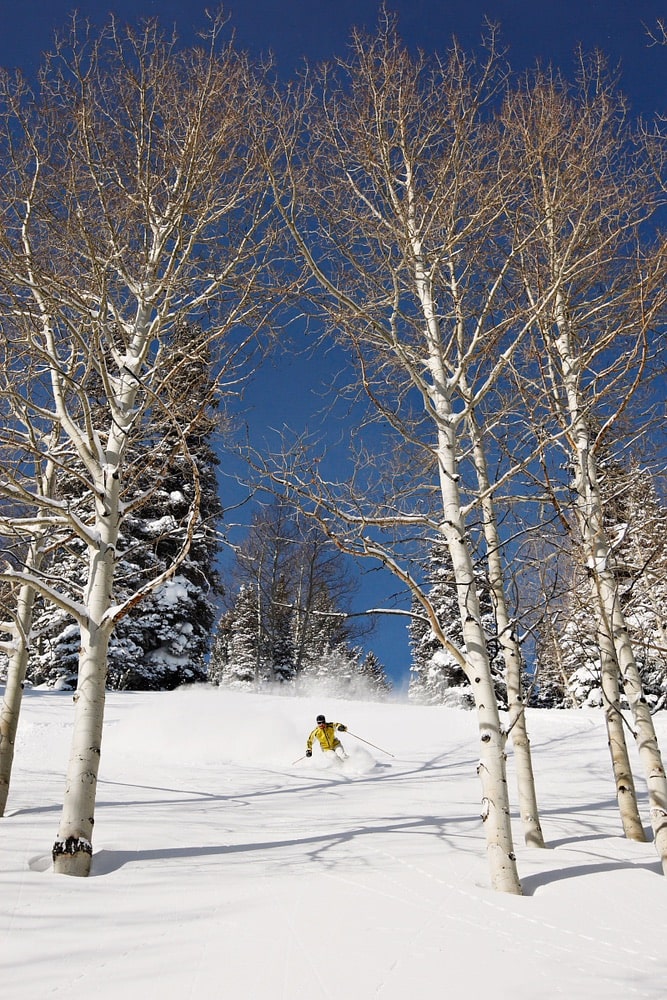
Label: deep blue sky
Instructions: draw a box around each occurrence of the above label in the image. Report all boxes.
[1,1,665,687]
[1,0,666,115]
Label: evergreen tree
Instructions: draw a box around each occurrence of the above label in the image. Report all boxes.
[26,325,223,690]
[296,642,360,697]
[359,650,391,699]
[298,584,351,666]
[534,460,667,710]
[211,500,367,686]
[408,538,506,708]
[604,462,667,709]
[561,603,606,708]
[531,612,575,709]
[269,576,297,683]
[210,585,261,687]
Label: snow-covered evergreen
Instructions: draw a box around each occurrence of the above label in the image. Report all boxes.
[25,325,223,691]
[605,462,667,710]
[533,461,667,711]
[209,586,261,687]
[530,611,577,709]
[360,650,392,699]
[408,538,506,708]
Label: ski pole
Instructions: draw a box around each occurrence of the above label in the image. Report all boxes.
[292,754,308,765]
[346,731,394,758]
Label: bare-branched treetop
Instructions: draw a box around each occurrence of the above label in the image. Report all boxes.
[0,13,280,872]
[258,18,536,893]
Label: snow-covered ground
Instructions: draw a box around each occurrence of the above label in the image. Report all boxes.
[2,685,666,999]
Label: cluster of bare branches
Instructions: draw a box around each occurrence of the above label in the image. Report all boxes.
[252,20,667,891]
[0,12,280,874]
[1,11,665,895]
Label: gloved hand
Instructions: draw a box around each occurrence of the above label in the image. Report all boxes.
[338,725,347,732]
[306,749,312,757]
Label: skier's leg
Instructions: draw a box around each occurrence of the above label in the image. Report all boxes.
[334,744,348,761]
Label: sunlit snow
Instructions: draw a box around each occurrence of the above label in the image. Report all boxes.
[2,686,666,999]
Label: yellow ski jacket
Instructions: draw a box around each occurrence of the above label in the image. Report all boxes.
[307,722,346,752]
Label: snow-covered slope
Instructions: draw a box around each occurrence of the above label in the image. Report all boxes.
[3,686,666,999]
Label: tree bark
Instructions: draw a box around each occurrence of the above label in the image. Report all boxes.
[601,572,667,865]
[52,461,119,875]
[596,615,646,841]
[413,227,522,893]
[0,576,38,816]
[550,286,665,864]
[0,17,272,874]
[468,415,546,848]
[52,621,109,876]
[0,449,58,815]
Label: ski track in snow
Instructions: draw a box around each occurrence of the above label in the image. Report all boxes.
[3,688,667,999]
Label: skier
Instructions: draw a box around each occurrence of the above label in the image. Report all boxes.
[306,714,348,760]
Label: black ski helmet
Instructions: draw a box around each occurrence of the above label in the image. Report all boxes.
[316,714,326,724]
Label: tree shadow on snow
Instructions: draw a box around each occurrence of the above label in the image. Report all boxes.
[520,858,663,895]
[89,812,471,876]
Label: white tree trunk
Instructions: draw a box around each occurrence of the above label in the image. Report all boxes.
[599,571,667,867]
[412,237,521,894]
[551,285,667,867]
[596,615,646,841]
[51,619,109,876]
[52,436,125,874]
[0,450,60,815]
[468,412,545,848]
[0,576,38,816]
[442,515,520,891]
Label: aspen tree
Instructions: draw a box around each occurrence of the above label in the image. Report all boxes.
[502,60,667,863]
[0,15,275,874]
[260,20,556,893]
